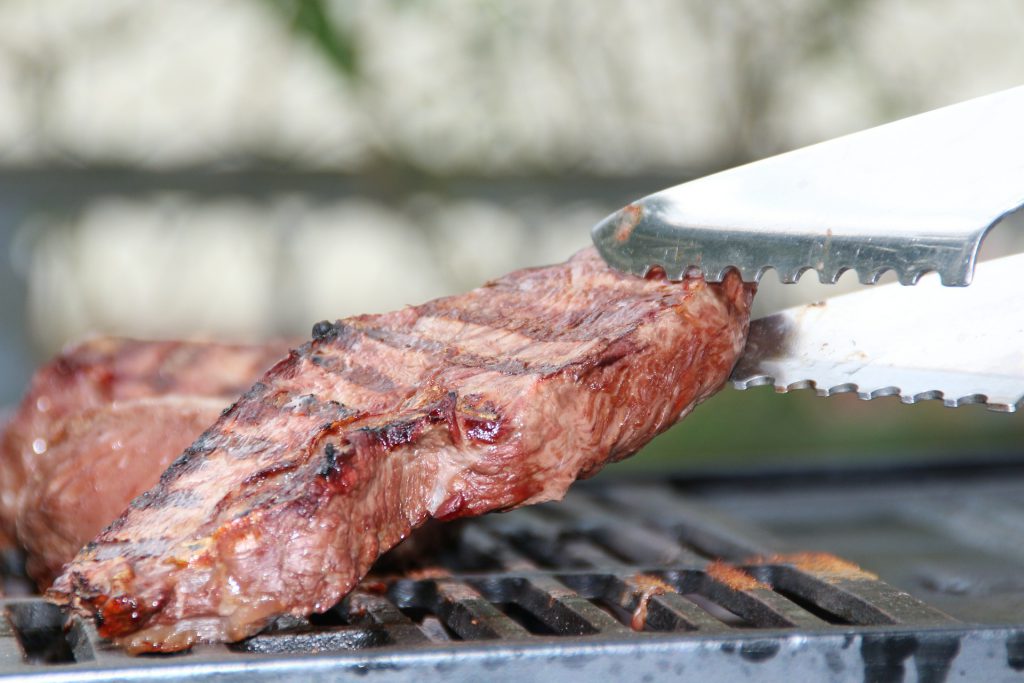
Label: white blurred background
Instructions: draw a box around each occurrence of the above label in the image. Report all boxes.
[1,0,1022,462]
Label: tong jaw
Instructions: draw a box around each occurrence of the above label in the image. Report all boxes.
[592,85,1024,287]
[725,252,1024,414]
[593,200,998,286]
[730,322,1023,414]
[731,374,1021,413]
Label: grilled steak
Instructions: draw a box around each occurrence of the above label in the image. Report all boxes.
[49,248,755,652]
[1,339,291,585]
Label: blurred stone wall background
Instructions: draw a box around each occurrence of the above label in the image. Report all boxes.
[1,0,1022,462]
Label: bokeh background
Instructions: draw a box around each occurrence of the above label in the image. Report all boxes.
[0,0,1021,470]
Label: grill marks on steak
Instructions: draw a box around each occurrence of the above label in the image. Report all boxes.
[49,248,755,653]
[0,339,292,585]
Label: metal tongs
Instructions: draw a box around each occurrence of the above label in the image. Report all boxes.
[593,87,1024,411]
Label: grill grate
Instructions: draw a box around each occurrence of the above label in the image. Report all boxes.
[1,465,1023,681]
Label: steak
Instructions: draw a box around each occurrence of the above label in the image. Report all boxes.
[0,339,291,585]
[48,248,755,653]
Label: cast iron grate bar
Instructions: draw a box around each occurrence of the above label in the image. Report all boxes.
[596,485,780,559]
[752,563,957,627]
[434,579,532,640]
[342,591,431,645]
[458,527,645,635]
[732,587,831,629]
[0,605,28,670]
[499,575,633,636]
[458,523,537,572]
[5,601,75,666]
[67,616,120,664]
[389,578,531,640]
[461,527,714,635]
[233,626,388,655]
[698,572,826,629]
[563,572,734,633]
[484,507,634,570]
[631,589,734,633]
[555,493,709,565]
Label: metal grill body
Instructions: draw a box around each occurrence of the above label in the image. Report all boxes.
[3,458,1024,681]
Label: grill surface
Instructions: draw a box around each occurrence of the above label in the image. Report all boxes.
[3,457,1024,681]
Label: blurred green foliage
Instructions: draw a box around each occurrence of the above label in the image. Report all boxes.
[266,0,359,78]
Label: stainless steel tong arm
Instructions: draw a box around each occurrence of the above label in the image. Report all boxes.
[731,252,1024,412]
[593,86,1024,286]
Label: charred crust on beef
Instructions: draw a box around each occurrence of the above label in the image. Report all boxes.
[130,488,202,511]
[311,320,337,340]
[283,394,357,422]
[416,299,657,344]
[358,392,462,452]
[96,513,129,537]
[317,444,357,492]
[361,419,421,451]
[240,460,300,487]
[318,443,353,480]
[318,443,340,478]
[356,326,549,376]
[334,323,569,377]
[160,427,220,481]
[232,394,281,425]
[344,364,398,393]
[210,461,304,519]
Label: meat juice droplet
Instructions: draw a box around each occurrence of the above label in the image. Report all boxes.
[35,396,51,412]
[31,438,47,455]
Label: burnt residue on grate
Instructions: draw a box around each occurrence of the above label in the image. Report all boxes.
[2,468,1024,680]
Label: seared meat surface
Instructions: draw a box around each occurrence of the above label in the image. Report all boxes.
[49,248,755,652]
[0,339,290,585]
